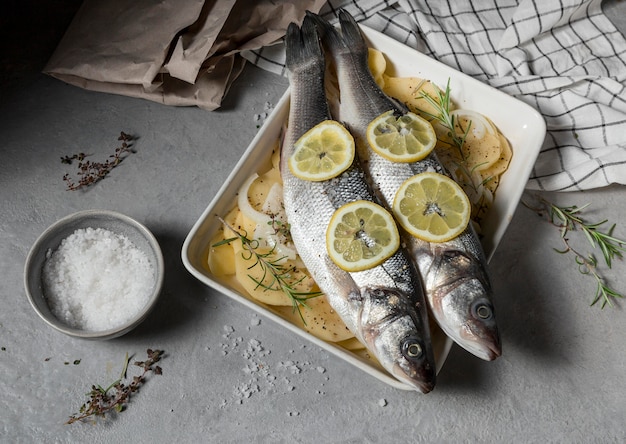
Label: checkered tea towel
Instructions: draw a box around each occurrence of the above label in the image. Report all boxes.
[243,0,626,192]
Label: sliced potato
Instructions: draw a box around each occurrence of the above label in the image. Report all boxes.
[336,336,365,350]
[208,207,240,277]
[368,48,387,87]
[234,249,316,306]
[436,119,500,173]
[480,132,512,180]
[271,142,281,170]
[298,296,354,342]
[208,231,236,277]
[382,75,447,121]
[228,211,255,248]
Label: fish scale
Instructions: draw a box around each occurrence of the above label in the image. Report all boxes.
[281,17,436,392]
[309,9,501,361]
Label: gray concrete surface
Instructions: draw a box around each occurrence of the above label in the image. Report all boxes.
[1,2,625,442]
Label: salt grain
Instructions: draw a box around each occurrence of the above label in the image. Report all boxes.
[216,319,332,407]
[42,227,154,331]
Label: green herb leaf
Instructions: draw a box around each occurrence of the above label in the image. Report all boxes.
[214,217,322,324]
[418,79,492,223]
[524,195,625,309]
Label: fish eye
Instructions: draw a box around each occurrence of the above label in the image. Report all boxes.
[472,301,493,320]
[402,338,423,360]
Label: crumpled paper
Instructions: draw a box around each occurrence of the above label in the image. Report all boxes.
[44,0,326,110]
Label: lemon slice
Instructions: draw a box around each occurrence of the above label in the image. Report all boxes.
[393,172,471,243]
[326,200,400,272]
[366,111,436,163]
[289,120,355,181]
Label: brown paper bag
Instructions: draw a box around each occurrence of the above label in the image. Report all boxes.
[44,0,326,110]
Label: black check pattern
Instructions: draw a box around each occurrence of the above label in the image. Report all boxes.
[242,0,626,191]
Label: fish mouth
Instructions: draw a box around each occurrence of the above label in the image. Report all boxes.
[392,364,436,394]
[479,341,502,361]
[459,326,501,361]
[412,379,436,394]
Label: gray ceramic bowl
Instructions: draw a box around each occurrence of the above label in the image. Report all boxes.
[24,209,164,340]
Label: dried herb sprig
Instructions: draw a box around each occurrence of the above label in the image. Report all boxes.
[214,217,322,324]
[62,132,135,191]
[66,349,164,424]
[524,195,625,308]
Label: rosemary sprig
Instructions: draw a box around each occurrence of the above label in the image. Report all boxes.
[524,195,625,308]
[66,349,164,424]
[62,132,135,191]
[419,78,470,151]
[418,79,492,220]
[214,217,322,324]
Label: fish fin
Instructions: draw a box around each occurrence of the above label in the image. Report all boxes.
[305,11,346,51]
[335,10,409,115]
[285,17,324,72]
[337,9,367,53]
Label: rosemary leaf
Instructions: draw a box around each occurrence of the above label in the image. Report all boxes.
[215,217,322,324]
[524,195,625,308]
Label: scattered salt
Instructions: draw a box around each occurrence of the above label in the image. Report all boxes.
[278,360,302,375]
[42,227,154,331]
[252,102,274,128]
[215,319,332,407]
[378,398,388,407]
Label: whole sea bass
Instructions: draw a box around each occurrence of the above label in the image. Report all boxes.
[281,17,436,392]
[309,10,501,361]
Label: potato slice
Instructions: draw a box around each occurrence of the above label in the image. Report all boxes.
[480,132,512,179]
[298,296,354,342]
[270,143,281,171]
[383,75,448,121]
[207,207,239,277]
[208,232,236,277]
[368,48,387,87]
[234,248,317,306]
[436,115,501,172]
[336,337,365,350]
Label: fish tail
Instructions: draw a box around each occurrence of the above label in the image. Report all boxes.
[285,16,324,72]
[306,9,367,57]
[305,11,346,52]
[284,23,301,70]
[337,9,368,53]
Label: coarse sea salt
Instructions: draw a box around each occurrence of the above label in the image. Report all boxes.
[42,227,154,331]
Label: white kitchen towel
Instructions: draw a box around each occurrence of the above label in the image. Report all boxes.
[243,0,626,192]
